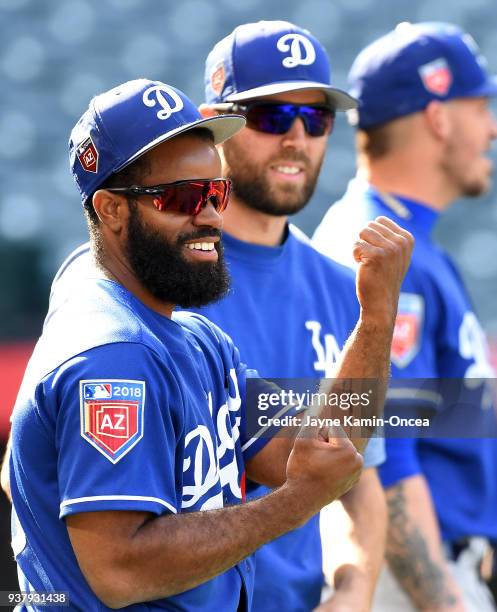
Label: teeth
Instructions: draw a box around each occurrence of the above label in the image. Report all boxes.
[276,165,300,175]
[186,242,215,251]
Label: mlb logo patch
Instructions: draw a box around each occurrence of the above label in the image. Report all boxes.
[77,136,99,173]
[80,379,145,463]
[419,58,453,96]
[391,293,424,368]
[210,61,226,96]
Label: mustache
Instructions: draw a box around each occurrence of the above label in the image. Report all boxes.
[271,150,311,167]
[178,228,222,244]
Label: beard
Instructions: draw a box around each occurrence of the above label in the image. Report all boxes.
[222,140,324,216]
[126,202,230,308]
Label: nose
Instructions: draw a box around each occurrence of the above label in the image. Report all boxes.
[281,116,308,149]
[192,199,223,229]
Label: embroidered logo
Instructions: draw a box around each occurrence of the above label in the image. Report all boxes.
[210,61,226,96]
[142,85,184,120]
[277,33,316,68]
[80,379,145,463]
[419,58,452,96]
[391,293,424,368]
[76,136,99,173]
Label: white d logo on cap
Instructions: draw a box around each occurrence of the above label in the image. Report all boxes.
[142,85,184,120]
[277,33,316,68]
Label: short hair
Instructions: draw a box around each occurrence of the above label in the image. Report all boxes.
[356,124,394,160]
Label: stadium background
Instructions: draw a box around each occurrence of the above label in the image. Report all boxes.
[1,0,497,594]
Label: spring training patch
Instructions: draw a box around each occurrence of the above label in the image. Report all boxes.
[391,293,424,369]
[80,379,145,463]
[418,58,453,96]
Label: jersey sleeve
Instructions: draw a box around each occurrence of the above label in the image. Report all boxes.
[363,437,385,468]
[378,438,420,487]
[47,342,184,519]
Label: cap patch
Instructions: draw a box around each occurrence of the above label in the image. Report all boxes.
[391,293,424,368]
[77,136,99,174]
[276,33,316,68]
[419,58,453,96]
[80,379,145,464]
[210,61,226,95]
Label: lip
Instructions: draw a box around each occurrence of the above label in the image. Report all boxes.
[183,238,219,261]
[269,163,306,182]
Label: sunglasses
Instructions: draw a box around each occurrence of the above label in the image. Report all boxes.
[214,102,335,137]
[105,178,231,216]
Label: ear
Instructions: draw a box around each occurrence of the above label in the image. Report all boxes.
[92,190,128,232]
[424,100,451,141]
[198,104,217,119]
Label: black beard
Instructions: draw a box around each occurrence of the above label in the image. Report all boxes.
[126,203,230,308]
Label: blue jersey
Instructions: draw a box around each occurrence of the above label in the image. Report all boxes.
[10,257,277,611]
[313,177,497,542]
[193,226,385,612]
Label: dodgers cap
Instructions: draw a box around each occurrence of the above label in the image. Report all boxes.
[349,22,497,129]
[204,20,356,110]
[69,78,245,202]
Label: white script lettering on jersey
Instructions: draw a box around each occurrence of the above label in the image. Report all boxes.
[276,33,316,68]
[305,321,341,377]
[142,85,184,120]
[458,312,495,410]
[182,369,242,511]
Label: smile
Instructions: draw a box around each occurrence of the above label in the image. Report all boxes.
[274,165,301,175]
[185,242,216,251]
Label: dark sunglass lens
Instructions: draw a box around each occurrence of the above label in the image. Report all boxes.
[302,108,335,136]
[246,105,294,134]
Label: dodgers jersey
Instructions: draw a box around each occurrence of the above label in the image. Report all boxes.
[193,226,385,612]
[10,254,277,611]
[313,177,497,542]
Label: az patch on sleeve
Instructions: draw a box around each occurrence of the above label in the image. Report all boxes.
[391,293,424,369]
[80,380,145,463]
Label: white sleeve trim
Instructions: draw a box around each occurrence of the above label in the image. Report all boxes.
[241,403,301,453]
[60,495,177,514]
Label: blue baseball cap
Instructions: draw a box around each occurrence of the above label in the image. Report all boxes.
[349,22,497,129]
[204,20,356,110]
[69,78,245,202]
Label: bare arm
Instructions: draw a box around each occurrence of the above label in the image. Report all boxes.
[385,475,466,611]
[247,217,414,485]
[67,429,363,608]
[317,468,387,612]
[1,433,11,502]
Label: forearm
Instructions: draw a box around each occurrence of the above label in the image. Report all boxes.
[321,469,386,610]
[69,482,317,607]
[385,475,465,611]
[310,316,394,454]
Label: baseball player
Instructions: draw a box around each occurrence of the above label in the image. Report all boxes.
[8,79,412,610]
[313,22,497,611]
[194,20,388,611]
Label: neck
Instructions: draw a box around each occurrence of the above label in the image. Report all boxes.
[358,154,455,212]
[94,241,175,318]
[222,195,288,246]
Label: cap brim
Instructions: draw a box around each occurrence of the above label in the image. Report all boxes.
[224,81,357,111]
[117,114,246,171]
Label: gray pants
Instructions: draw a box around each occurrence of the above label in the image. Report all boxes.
[372,538,496,612]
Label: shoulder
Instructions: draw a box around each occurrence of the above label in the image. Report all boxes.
[173,311,239,357]
[289,224,356,286]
